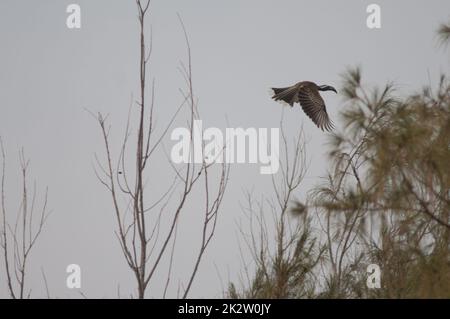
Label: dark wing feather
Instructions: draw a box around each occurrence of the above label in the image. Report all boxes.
[297,85,334,131]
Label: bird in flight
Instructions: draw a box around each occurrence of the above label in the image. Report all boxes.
[270,81,337,131]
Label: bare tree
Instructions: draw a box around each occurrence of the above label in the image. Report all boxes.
[0,139,50,299]
[229,120,325,298]
[93,0,229,299]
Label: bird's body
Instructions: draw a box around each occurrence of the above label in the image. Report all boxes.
[271,81,337,131]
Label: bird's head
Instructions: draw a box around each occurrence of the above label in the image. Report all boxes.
[318,85,337,94]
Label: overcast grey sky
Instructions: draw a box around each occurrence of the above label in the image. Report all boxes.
[0,0,449,298]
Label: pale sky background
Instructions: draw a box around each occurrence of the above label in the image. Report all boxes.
[0,0,449,298]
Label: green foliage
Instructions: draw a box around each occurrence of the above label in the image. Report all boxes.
[438,22,450,47]
[230,23,450,299]
[316,67,450,298]
[229,217,325,299]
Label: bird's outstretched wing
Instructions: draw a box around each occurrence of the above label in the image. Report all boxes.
[297,85,334,131]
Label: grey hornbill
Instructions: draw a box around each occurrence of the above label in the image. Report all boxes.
[271,81,337,131]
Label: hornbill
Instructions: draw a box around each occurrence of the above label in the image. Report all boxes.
[270,81,337,131]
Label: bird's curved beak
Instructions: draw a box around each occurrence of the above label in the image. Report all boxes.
[331,87,338,94]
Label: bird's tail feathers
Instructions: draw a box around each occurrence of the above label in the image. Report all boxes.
[270,86,297,107]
